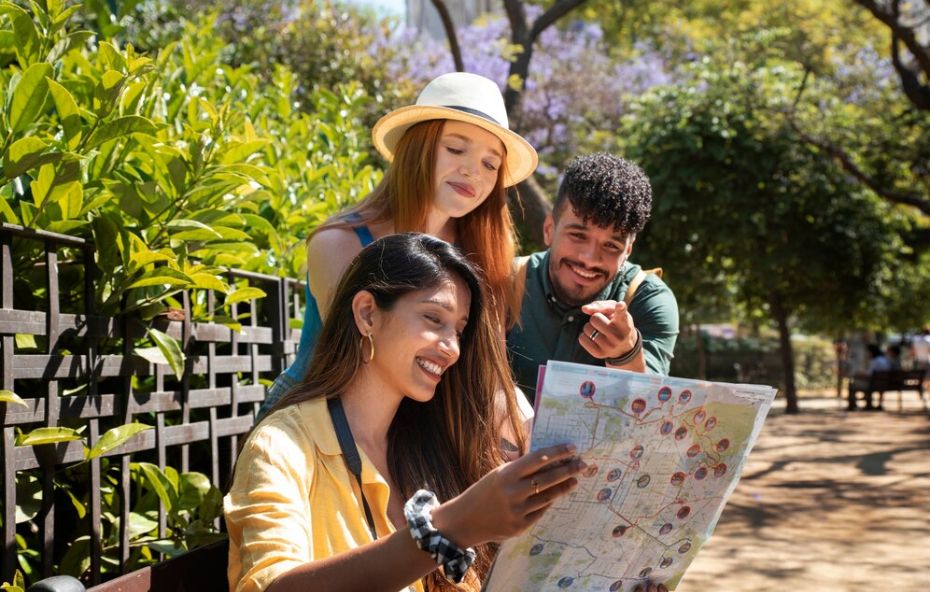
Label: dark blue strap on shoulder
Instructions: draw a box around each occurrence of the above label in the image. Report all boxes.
[342,211,374,246]
[327,397,378,539]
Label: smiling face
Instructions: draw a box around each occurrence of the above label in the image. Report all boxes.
[431,120,505,220]
[368,275,472,404]
[544,203,634,308]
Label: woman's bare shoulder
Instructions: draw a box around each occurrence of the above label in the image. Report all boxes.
[307,226,362,254]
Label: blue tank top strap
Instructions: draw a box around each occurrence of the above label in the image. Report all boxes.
[341,212,375,247]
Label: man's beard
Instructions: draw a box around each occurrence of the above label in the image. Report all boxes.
[548,258,610,308]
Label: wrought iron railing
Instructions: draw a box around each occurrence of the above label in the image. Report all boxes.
[0,223,304,585]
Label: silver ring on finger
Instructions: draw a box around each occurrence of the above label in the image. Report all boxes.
[589,329,599,342]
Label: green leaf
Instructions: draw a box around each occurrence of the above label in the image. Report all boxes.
[63,486,86,519]
[59,536,90,578]
[145,539,186,558]
[30,163,54,207]
[136,462,176,512]
[189,272,227,292]
[166,219,222,241]
[98,42,127,72]
[86,422,152,460]
[85,115,156,150]
[177,472,211,511]
[127,511,158,539]
[225,286,267,306]
[211,226,252,241]
[10,8,40,67]
[240,213,276,235]
[14,334,37,349]
[0,30,12,53]
[0,184,18,224]
[5,137,47,179]
[134,346,168,367]
[46,0,64,18]
[146,327,186,380]
[16,427,83,446]
[220,139,272,165]
[0,390,27,407]
[0,568,26,591]
[51,181,82,219]
[100,69,124,91]
[130,250,172,268]
[46,78,82,149]
[127,267,192,289]
[15,474,41,524]
[9,63,52,133]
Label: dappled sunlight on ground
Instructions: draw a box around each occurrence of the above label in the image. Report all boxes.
[678,393,930,591]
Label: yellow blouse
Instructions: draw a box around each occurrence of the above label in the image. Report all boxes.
[224,397,424,592]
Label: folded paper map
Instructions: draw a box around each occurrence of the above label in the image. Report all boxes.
[484,361,776,592]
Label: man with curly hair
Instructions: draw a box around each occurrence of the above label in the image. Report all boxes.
[508,153,679,401]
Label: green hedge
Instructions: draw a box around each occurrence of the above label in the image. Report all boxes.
[0,1,381,584]
[1,0,379,322]
[673,329,837,391]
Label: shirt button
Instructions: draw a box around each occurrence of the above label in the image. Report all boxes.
[567,315,574,322]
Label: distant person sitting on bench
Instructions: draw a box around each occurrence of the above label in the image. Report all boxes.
[847,344,892,411]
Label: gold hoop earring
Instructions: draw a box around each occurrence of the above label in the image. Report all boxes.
[361,333,375,363]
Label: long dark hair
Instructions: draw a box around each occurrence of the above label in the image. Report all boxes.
[268,233,525,591]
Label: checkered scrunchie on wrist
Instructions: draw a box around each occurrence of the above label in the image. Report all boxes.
[403,489,477,583]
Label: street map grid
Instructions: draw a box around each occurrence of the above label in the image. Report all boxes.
[484,361,775,592]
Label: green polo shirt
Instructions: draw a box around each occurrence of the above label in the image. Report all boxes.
[507,251,679,402]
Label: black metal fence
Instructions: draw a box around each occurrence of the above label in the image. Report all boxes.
[0,223,304,585]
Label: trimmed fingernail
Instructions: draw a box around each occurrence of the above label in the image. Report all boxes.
[566,444,577,454]
[575,459,587,470]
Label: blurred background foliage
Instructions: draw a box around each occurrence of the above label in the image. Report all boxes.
[0,0,926,412]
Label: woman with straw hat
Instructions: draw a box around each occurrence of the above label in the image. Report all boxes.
[259,72,538,418]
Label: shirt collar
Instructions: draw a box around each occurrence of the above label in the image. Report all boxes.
[300,398,342,455]
[299,397,387,486]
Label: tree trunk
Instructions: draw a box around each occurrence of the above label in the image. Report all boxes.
[834,336,847,399]
[429,0,465,72]
[772,298,799,414]
[509,175,552,247]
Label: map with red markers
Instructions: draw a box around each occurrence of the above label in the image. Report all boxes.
[485,361,776,592]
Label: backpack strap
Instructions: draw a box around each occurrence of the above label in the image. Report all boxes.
[624,267,663,306]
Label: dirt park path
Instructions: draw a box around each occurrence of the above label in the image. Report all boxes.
[677,392,930,591]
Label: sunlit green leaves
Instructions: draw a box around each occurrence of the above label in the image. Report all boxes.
[86,423,152,460]
[85,115,157,150]
[144,327,185,380]
[9,63,52,132]
[135,462,177,512]
[16,427,83,446]
[0,569,25,591]
[14,475,41,524]
[0,390,26,406]
[225,286,266,306]
[46,78,82,149]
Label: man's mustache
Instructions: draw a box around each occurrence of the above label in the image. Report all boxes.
[559,258,608,278]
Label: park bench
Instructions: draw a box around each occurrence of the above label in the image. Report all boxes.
[849,369,927,412]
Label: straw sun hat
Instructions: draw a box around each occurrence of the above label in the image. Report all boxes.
[371,72,539,187]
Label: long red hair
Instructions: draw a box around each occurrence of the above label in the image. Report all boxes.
[313,120,518,325]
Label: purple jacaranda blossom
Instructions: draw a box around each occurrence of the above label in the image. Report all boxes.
[370,7,671,173]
